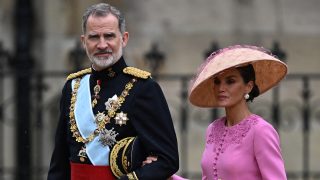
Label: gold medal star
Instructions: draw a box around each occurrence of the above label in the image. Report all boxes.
[95,112,106,123]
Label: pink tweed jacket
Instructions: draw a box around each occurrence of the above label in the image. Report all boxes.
[172,114,286,180]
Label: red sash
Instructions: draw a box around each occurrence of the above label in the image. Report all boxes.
[70,162,115,180]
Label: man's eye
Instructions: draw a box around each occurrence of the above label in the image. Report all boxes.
[88,35,99,40]
[104,34,115,40]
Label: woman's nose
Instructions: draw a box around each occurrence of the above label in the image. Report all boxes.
[217,83,226,92]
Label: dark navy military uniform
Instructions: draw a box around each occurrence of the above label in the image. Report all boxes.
[47,57,179,180]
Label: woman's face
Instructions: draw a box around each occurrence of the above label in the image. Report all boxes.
[212,68,252,108]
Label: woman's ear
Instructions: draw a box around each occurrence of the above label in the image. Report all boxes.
[246,81,254,93]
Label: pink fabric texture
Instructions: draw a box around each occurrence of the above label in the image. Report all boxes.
[172,114,286,180]
[202,114,286,180]
[171,174,188,180]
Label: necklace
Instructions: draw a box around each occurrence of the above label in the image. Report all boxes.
[69,77,137,144]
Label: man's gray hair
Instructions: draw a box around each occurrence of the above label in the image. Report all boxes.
[82,3,126,34]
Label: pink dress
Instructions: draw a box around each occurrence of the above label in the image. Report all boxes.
[173,114,286,180]
[202,114,286,180]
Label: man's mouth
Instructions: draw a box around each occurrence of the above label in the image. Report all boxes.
[95,50,112,56]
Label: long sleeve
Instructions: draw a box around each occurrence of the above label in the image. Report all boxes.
[47,83,71,180]
[121,80,179,179]
[201,123,213,180]
[253,122,287,180]
[171,174,188,180]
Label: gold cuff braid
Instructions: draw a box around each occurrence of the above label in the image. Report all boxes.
[122,137,135,173]
[127,171,138,180]
[110,137,134,178]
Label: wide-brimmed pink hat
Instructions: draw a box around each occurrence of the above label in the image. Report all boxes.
[189,45,288,107]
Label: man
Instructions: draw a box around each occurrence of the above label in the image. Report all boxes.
[47,3,179,180]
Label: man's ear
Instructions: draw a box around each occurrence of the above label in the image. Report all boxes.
[80,35,86,49]
[122,32,129,48]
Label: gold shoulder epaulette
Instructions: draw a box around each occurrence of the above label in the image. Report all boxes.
[66,68,92,81]
[123,67,151,79]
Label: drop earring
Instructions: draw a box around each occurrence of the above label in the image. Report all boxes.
[244,93,250,100]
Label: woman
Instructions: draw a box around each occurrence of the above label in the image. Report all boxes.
[147,45,288,180]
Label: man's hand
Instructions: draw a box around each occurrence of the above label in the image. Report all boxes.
[142,156,158,166]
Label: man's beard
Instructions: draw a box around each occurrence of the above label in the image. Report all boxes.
[87,47,123,70]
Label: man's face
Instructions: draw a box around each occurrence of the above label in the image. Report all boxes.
[81,14,129,71]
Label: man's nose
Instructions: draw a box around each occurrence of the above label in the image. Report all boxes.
[97,37,108,49]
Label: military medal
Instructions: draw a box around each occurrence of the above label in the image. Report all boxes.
[78,146,87,162]
[92,80,101,108]
[99,128,118,146]
[95,112,106,123]
[107,68,115,77]
[105,95,119,111]
[115,111,129,126]
[70,78,137,150]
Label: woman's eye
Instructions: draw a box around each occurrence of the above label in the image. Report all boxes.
[213,79,220,85]
[226,79,235,84]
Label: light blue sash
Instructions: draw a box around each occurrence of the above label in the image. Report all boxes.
[72,74,110,165]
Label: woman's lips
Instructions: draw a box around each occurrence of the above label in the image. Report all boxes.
[218,95,228,100]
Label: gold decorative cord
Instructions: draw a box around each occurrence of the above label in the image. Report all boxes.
[122,137,135,173]
[127,172,138,180]
[110,137,134,178]
[69,78,137,144]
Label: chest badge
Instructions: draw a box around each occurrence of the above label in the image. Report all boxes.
[115,111,129,126]
[105,95,119,111]
[95,112,107,123]
[78,146,87,162]
[99,127,118,147]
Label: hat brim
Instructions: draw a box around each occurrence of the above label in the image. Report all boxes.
[189,46,288,107]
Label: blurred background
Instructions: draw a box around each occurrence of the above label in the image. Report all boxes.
[1,0,320,179]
